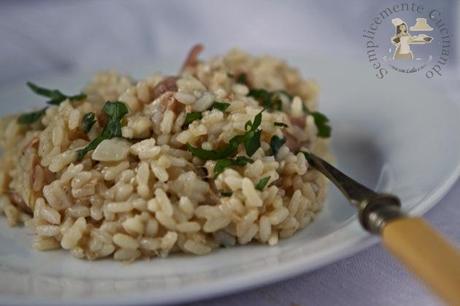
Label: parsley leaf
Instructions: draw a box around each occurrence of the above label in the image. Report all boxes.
[311,112,331,138]
[214,156,254,178]
[248,89,290,111]
[270,135,286,157]
[183,112,203,129]
[244,129,261,156]
[220,191,233,197]
[243,111,263,156]
[27,82,86,106]
[18,82,87,125]
[187,135,242,160]
[210,101,230,112]
[302,104,331,138]
[274,122,288,128]
[247,86,331,138]
[236,73,248,85]
[187,111,263,160]
[301,150,313,163]
[276,90,292,100]
[182,103,229,130]
[255,176,271,191]
[76,101,128,160]
[251,111,263,130]
[17,107,47,125]
[81,112,96,133]
[248,89,275,110]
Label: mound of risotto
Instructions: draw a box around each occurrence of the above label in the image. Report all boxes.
[0,45,331,261]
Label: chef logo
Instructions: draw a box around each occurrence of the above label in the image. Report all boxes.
[363,4,451,79]
[390,18,433,60]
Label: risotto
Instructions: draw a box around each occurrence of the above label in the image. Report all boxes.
[0,45,331,261]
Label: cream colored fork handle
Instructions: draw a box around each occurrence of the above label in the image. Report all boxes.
[382,217,460,305]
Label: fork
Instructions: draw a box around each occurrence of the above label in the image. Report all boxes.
[303,151,460,305]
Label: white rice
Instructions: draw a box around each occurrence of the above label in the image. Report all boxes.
[0,47,330,261]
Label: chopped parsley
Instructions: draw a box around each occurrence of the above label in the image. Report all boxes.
[301,102,331,137]
[236,73,248,85]
[243,111,262,156]
[248,89,279,111]
[245,111,262,131]
[248,89,291,112]
[18,107,47,125]
[214,156,253,178]
[186,138,240,161]
[220,191,233,197]
[270,135,286,157]
[255,176,271,191]
[81,112,96,133]
[187,112,263,176]
[244,129,261,156]
[246,85,331,138]
[182,103,229,130]
[183,112,203,129]
[274,122,288,128]
[187,111,263,160]
[27,82,86,105]
[310,111,331,138]
[18,82,87,125]
[301,151,312,162]
[210,101,230,112]
[76,101,128,160]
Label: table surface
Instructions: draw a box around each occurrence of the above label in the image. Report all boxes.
[0,1,458,305]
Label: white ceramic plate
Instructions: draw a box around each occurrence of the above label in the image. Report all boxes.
[1,55,460,306]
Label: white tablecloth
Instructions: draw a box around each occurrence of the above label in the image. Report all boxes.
[0,1,458,305]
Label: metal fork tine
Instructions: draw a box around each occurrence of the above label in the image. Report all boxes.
[303,151,378,206]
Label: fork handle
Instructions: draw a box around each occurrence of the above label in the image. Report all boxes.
[382,217,460,305]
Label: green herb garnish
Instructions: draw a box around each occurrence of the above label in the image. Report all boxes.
[255,176,270,191]
[248,89,290,111]
[246,111,262,130]
[276,90,292,100]
[76,101,128,160]
[244,129,261,156]
[183,112,203,129]
[301,102,331,137]
[187,111,263,160]
[186,137,241,161]
[220,191,233,197]
[270,135,286,157]
[182,102,229,129]
[301,151,312,162]
[310,112,331,138]
[27,82,86,106]
[210,101,230,112]
[214,156,254,178]
[243,111,262,156]
[81,112,96,133]
[274,122,288,128]
[236,73,248,85]
[248,89,278,110]
[18,82,87,125]
[247,86,331,138]
[17,107,48,125]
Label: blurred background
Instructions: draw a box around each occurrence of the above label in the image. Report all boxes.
[0,0,457,85]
